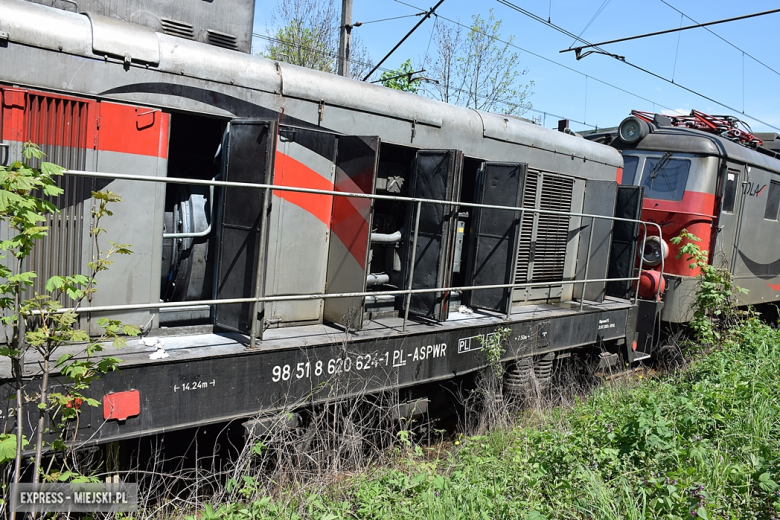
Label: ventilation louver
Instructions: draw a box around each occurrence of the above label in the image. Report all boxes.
[532,175,574,281]
[207,29,238,50]
[514,172,574,288]
[25,94,90,306]
[160,18,195,40]
[514,171,538,284]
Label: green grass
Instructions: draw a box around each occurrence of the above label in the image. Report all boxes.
[197,319,780,519]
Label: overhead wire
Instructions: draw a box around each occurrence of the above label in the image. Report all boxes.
[254,31,592,128]
[362,0,445,81]
[559,6,780,55]
[658,0,780,78]
[498,0,780,132]
[359,12,426,25]
[568,0,611,49]
[671,13,683,82]
[393,0,675,113]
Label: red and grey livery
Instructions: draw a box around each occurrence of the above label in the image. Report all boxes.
[586,111,780,323]
[1,0,650,448]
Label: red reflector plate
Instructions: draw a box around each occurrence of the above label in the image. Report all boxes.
[103,390,140,421]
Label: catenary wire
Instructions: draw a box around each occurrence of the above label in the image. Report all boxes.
[659,0,780,78]
[393,0,674,112]
[252,34,541,122]
[559,6,780,54]
[359,12,426,25]
[498,0,780,132]
[255,20,608,128]
[568,0,611,49]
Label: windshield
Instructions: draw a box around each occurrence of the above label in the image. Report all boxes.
[639,155,690,201]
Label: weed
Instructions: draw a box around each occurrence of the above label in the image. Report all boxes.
[671,229,749,344]
[193,319,780,519]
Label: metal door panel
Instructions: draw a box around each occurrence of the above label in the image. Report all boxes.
[405,149,463,321]
[715,165,745,274]
[323,135,379,329]
[575,180,618,303]
[469,162,526,312]
[214,120,275,334]
[606,185,644,299]
[265,127,337,325]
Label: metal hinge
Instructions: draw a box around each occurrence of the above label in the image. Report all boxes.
[0,141,9,166]
[0,31,9,43]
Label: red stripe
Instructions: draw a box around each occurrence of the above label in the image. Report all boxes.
[616,167,623,184]
[98,102,169,158]
[273,152,334,225]
[643,190,716,216]
[331,192,371,271]
[768,282,780,291]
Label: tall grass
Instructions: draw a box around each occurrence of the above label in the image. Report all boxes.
[184,319,780,519]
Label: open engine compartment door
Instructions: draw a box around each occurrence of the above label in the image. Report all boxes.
[468,162,526,313]
[606,185,644,299]
[323,135,380,329]
[214,119,276,335]
[575,179,618,303]
[404,149,463,321]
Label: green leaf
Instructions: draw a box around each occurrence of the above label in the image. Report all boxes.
[45,275,65,292]
[0,434,27,464]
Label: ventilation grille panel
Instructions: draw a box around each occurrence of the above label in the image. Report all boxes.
[207,29,238,50]
[514,171,538,283]
[25,94,90,306]
[161,18,195,40]
[532,175,574,282]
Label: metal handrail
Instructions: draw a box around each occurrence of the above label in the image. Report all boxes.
[63,170,657,226]
[52,169,665,332]
[58,276,647,314]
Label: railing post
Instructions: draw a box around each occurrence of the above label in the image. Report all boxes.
[249,183,273,348]
[634,224,648,303]
[505,208,524,320]
[403,200,423,333]
[579,216,596,312]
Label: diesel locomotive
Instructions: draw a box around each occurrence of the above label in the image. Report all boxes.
[0,0,658,448]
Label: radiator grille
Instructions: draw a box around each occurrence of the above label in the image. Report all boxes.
[514,171,538,283]
[25,94,90,305]
[207,29,238,50]
[161,18,195,40]
[532,175,574,282]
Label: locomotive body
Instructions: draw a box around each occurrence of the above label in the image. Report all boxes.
[0,0,648,446]
[586,113,780,323]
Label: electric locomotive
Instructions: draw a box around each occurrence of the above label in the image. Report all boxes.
[586,110,780,326]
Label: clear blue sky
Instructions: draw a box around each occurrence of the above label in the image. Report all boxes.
[253,1,780,134]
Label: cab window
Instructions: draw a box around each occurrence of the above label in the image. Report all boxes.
[722,170,738,213]
[639,156,690,201]
[765,181,780,220]
[621,155,640,185]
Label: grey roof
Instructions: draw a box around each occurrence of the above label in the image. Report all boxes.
[586,121,780,175]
